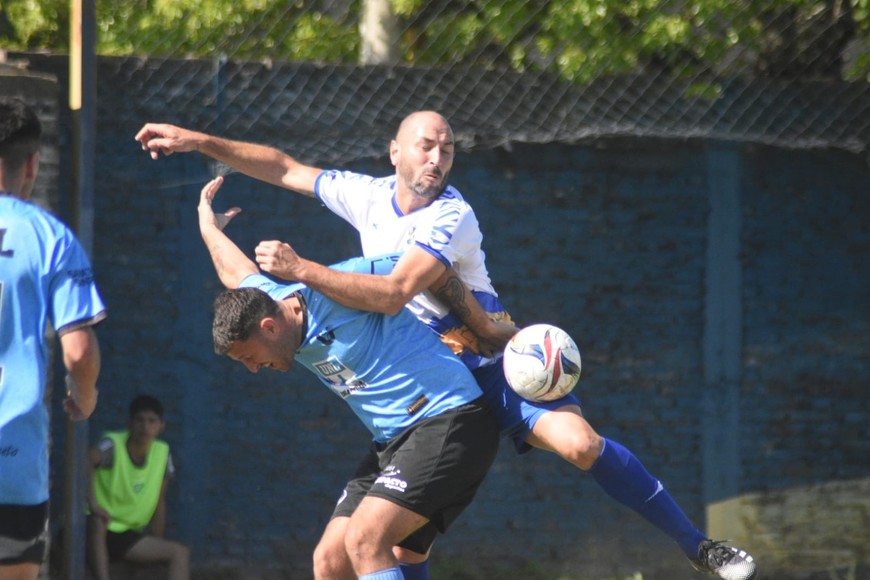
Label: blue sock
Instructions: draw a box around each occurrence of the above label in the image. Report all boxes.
[400,561,429,580]
[359,568,404,580]
[589,438,707,559]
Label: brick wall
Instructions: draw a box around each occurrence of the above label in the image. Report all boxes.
[8,57,867,579]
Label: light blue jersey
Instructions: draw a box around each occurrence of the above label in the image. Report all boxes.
[0,196,106,504]
[239,256,482,443]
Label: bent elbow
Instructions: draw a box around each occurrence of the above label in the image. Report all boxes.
[382,295,411,317]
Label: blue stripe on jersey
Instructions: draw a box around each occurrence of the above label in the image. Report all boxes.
[430,207,461,248]
[390,194,403,217]
[414,241,451,269]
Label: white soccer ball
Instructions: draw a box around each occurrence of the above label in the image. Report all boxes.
[502,324,582,402]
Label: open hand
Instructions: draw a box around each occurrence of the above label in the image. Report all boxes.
[199,176,241,231]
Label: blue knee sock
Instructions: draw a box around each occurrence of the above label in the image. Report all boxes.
[359,567,404,580]
[400,561,429,580]
[589,438,706,559]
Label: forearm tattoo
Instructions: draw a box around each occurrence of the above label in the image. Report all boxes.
[434,274,472,322]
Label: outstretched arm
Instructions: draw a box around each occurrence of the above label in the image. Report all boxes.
[198,176,258,288]
[135,123,323,195]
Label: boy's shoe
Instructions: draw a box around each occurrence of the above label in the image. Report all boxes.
[691,539,757,580]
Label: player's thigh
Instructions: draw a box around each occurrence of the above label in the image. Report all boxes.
[0,562,40,580]
[346,496,428,549]
[123,535,187,564]
[526,404,603,469]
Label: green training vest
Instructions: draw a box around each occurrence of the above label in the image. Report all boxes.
[92,430,170,533]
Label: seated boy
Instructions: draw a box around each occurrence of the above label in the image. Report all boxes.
[86,395,190,580]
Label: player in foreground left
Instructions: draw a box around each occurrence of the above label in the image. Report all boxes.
[0,97,107,580]
[196,175,499,580]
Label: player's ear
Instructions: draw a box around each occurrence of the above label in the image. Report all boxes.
[259,317,277,335]
[389,140,400,166]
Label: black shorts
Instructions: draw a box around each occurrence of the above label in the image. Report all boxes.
[105,530,145,561]
[332,398,499,554]
[0,502,49,565]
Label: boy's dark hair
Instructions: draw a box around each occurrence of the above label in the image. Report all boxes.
[129,394,164,419]
[0,97,42,171]
[212,287,281,355]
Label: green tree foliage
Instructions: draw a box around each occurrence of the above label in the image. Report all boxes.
[1,0,867,81]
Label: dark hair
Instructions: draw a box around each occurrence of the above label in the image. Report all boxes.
[0,97,42,172]
[212,287,281,354]
[129,394,164,419]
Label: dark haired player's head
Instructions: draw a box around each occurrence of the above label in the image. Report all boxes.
[129,394,164,420]
[0,98,42,169]
[212,287,280,355]
[0,97,43,199]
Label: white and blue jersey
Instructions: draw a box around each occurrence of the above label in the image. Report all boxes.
[315,171,510,370]
[238,256,482,443]
[0,196,106,504]
[314,171,581,451]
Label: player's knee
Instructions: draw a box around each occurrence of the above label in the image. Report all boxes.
[344,522,384,563]
[561,429,604,470]
[313,537,347,577]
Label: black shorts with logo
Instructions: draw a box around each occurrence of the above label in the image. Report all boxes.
[0,501,49,565]
[332,397,499,554]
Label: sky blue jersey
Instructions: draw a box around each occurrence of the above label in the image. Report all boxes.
[238,256,482,442]
[0,196,106,504]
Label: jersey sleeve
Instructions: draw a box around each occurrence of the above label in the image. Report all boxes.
[48,227,107,334]
[413,201,483,268]
[314,170,384,231]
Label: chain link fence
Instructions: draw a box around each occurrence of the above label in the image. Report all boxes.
[3,0,869,158]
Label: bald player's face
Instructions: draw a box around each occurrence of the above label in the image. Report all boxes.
[393,114,454,201]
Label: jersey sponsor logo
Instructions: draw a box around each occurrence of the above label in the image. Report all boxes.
[314,356,368,398]
[375,468,408,492]
[0,445,19,457]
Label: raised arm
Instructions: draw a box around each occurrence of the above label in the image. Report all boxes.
[198,176,259,288]
[135,123,323,196]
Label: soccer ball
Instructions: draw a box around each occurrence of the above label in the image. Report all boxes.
[502,324,582,402]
